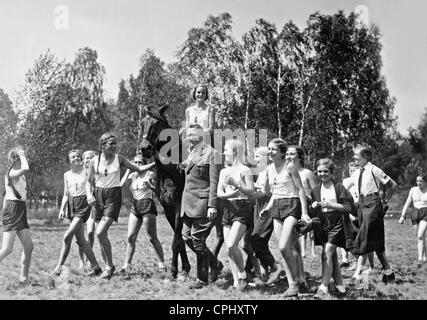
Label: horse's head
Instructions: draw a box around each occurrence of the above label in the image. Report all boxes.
[138,103,170,155]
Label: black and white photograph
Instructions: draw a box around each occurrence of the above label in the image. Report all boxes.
[0,0,426,305]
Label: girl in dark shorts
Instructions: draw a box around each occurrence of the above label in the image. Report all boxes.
[0,147,33,284]
[226,146,282,287]
[259,138,310,297]
[399,174,427,262]
[309,158,353,297]
[53,150,102,276]
[218,139,256,291]
[86,132,156,279]
[119,154,165,274]
[77,150,100,269]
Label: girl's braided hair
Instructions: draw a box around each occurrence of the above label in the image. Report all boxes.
[7,149,22,200]
[96,132,116,174]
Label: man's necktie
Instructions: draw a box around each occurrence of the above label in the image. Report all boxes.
[358,167,365,196]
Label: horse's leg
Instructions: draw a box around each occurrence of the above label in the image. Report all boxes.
[162,204,179,277]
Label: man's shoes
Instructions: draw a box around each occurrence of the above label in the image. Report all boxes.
[283,285,299,298]
[382,272,395,284]
[340,261,350,268]
[210,261,224,283]
[298,281,310,294]
[100,266,116,280]
[188,279,207,289]
[87,266,103,277]
[265,265,281,285]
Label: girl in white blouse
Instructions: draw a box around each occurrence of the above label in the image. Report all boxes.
[0,147,33,284]
[86,132,155,279]
[119,154,165,274]
[259,138,310,297]
[399,174,427,261]
[54,149,102,276]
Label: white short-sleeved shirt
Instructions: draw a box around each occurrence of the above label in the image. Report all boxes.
[4,174,27,201]
[411,187,427,209]
[64,170,86,197]
[343,177,359,203]
[320,183,337,212]
[350,162,390,196]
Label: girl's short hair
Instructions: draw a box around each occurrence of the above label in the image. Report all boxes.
[96,132,116,173]
[354,144,373,161]
[287,145,305,167]
[269,138,287,158]
[316,158,335,174]
[68,149,82,159]
[7,149,19,165]
[191,85,209,101]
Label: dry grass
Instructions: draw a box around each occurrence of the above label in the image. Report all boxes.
[0,190,425,300]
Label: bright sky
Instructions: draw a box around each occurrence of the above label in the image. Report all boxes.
[1,0,426,135]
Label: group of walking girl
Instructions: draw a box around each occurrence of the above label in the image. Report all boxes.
[0,83,416,299]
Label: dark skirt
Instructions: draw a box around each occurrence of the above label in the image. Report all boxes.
[131,198,158,219]
[92,187,122,222]
[270,197,301,221]
[411,207,427,225]
[2,200,29,232]
[67,195,91,223]
[222,199,253,226]
[352,195,385,255]
[313,210,346,248]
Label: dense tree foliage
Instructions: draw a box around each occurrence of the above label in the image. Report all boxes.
[0,10,418,203]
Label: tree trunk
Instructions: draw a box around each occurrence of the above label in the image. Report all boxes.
[245,82,250,130]
[276,65,282,139]
[298,83,318,146]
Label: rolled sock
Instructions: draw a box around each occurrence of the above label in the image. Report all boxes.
[237,271,247,279]
[336,285,346,293]
[123,263,131,270]
[158,262,165,268]
[384,269,393,276]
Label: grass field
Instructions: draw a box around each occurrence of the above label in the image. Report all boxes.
[0,189,425,300]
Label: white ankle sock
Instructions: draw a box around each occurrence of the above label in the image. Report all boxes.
[319,284,328,293]
[237,271,247,279]
[336,285,346,293]
[384,269,393,276]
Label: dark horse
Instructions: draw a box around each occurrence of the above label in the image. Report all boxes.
[138,103,190,278]
[138,103,224,279]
